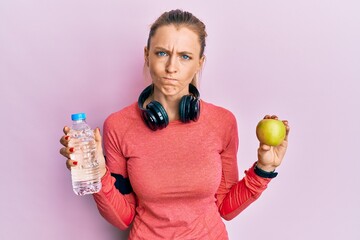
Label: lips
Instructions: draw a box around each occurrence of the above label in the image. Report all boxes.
[163,77,178,81]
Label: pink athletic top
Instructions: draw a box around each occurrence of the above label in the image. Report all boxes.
[93,101,272,239]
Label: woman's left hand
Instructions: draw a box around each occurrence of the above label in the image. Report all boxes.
[256,115,290,172]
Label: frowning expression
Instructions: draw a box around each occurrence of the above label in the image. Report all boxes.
[145,25,204,98]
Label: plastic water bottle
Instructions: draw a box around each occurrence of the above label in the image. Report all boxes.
[69,113,101,195]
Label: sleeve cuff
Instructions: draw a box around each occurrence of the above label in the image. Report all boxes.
[97,166,115,194]
[254,163,278,178]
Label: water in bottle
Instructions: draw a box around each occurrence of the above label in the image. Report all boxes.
[69,113,101,195]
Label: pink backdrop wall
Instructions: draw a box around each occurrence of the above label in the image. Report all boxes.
[1,0,359,239]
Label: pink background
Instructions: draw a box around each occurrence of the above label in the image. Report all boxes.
[1,0,359,239]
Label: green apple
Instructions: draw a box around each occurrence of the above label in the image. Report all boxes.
[256,119,286,146]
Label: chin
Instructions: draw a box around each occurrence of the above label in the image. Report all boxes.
[160,86,180,96]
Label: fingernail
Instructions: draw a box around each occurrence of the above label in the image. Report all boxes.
[65,136,69,140]
[73,161,78,166]
[69,147,74,153]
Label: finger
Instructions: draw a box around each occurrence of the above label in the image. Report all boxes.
[59,135,70,147]
[285,126,290,140]
[283,121,290,141]
[63,126,70,135]
[271,115,278,120]
[66,159,78,170]
[60,146,74,159]
[283,120,290,132]
[263,115,271,119]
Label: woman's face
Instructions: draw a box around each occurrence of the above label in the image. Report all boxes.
[145,25,204,99]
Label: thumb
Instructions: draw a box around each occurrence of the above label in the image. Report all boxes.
[259,143,271,151]
[94,128,106,171]
[94,127,104,154]
[94,127,103,145]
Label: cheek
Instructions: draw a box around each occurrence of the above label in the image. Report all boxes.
[184,64,199,77]
[149,59,164,73]
[148,62,166,82]
[148,62,160,77]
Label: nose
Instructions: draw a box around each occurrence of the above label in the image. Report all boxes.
[165,55,178,73]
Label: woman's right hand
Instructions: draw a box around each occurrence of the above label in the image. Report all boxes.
[59,126,107,178]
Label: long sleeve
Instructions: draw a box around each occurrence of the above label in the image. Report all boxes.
[92,116,136,230]
[215,116,272,221]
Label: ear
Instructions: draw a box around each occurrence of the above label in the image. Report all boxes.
[197,55,206,72]
[144,46,149,67]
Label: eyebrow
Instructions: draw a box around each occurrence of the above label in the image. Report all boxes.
[153,47,194,56]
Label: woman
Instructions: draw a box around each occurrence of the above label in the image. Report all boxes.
[60,9,290,239]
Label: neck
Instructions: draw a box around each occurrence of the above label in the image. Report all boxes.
[160,99,180,122]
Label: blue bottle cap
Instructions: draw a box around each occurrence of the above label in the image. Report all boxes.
[71,113,86,121]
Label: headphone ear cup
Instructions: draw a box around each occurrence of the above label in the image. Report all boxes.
[179,85,201,123]
[141,109,158,131]
[179,95,190,123]
[147,101,169,130]
[189,97,200,121]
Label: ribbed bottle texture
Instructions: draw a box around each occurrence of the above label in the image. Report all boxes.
[69,113,101,195]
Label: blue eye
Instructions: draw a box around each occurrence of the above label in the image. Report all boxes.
[156,51,167,57]
[181,55,191,60]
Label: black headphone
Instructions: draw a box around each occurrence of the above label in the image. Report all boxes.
[138,84,201,131]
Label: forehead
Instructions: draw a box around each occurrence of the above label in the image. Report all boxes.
[150,25,201,52]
